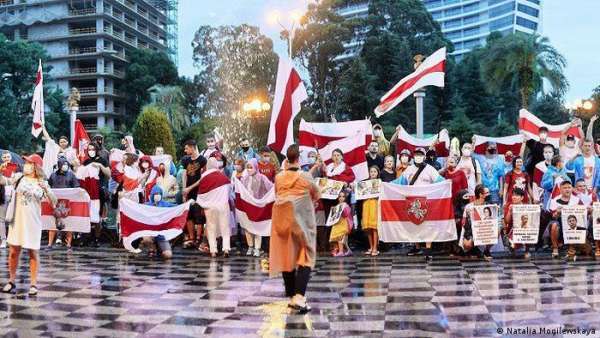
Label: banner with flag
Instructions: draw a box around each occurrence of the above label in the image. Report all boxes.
[120,199,192,251]
[318,131,369,181]
[378,180,456,242]
[195,169,231,209]
[267,57,308,154]
[395,126,450,157]
[473,134,524,156]
[518,109,582,148]
[75,164,101,223]
[41,188,91,233]
[234,179,274,236]
[375,47,446,117]
[73,119,90,161]
[31,59,44,138]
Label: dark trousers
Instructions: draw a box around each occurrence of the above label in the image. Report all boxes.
[281,266,311,297]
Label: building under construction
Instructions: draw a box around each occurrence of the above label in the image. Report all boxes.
[0,0,179,132]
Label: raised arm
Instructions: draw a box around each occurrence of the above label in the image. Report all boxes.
[587,115,598,141]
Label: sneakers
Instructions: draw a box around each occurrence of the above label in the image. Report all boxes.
[552,249,559,259]
[28,285,38,296]
[289,294,311,314]
[407,247,422,256]
[0,240,6,249]
[1,282,15,293]
[253,249,260,257]
[246,247,254,256]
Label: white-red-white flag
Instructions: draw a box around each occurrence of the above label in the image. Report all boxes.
[31,59,44,137]
[195,169,231,209]
[318,132,369,181]
[473,134,524,156]
[519,109,582,148]
[395,126,450,157]
[267,57,308,154]
[378,180,456,242]
[73,119,90,161]
[75,164,101,223]
[42,188,91,233]
[234,178,274,236]
[374,47,446,117]
[120,199,192,251]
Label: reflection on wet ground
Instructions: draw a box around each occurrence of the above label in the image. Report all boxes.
[0,247,600,336]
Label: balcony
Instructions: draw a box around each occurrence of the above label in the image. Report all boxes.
[77,87,123,96]
[69,47,97,55]
[78,87,98,94]
[69,27,97,36]
[79,105,98,112]
[0,0,14,6]
[69,8,96,17]
[71,67,97,74]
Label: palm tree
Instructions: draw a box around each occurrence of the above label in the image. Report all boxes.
[148,84,191,135]
[481,34,568,108]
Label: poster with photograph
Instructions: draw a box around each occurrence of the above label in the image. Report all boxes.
[470,204,499,246]
[316,178,345,200]
[355,179,382,200]
[592,202,600,241]
[561,205,587,244]
[326,204,344,227]
[512,204,541,244]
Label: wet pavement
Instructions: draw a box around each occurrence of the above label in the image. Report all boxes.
[0,247,600,337]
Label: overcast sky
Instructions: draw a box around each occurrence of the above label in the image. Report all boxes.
[177,0,599,103]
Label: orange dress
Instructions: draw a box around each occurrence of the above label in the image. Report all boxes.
[269,168,320,277]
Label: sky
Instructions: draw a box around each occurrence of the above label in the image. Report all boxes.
[177,0,600,103]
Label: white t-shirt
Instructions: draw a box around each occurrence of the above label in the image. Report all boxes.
[401,165,442,185]
[457,157,481,195]
[548,195,581,212]
[583,156,595,187]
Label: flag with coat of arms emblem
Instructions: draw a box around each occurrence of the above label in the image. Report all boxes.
[378,180,457,242]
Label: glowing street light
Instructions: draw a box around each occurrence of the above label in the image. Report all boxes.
[242,98,271,119]
[566,99,594,118]
[266,8,303,57]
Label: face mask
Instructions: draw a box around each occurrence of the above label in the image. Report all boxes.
[88,151,96,158]
[2,157,11,164]
[414,155,424,164]
[61,164,69,172]
[484,195,492,203]
[487,149,497,154]
[234,165,242,172]
[543,152,553,161]
[539,132,547,140]
[247,167,255,175]
[23,164,34,175]
[566,140,575,148]
[242,146,250,152]
[262,156,270,163]
[153,194,162,202]
[373,130,381,137]
[120,144,126,150]
[400,156,409,164]
[462,150,471,157]
[142,162,150,169]
[308,157,316,164]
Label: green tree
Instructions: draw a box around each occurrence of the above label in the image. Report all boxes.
[132,105,176,157]
[148,84,190,138]
[180,75,207,121]
[529,93,570,125]
[335,58,376,120]
[121,49,178,127]
[290,0,356,120]
[481,34,568,109]
[443,110,484,145]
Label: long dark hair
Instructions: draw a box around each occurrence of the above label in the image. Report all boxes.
[0,184,4,205]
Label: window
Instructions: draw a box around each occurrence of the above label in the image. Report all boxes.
[516,16,537,30]
[423,0,442,8]
[444,19,461,29]
[489,2,515,18]
[431,11,442,19]
[444,0,460,4]
[464,15,479,25]
[446,31,462,40]
[489,15,513,30]
[462,3,478,13]
[445,7,461,16]
[527,0,540,4]
[464,39,481,49]
[463,26,479,37]
[518,4,539,17]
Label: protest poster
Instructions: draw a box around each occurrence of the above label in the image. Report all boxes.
[355,179,381,200]
[470,204,499,246]
[512,204,540,244]
[593,202,600,241]
[316,178,345,200]
[561,205,587,244]
[326,204,344,227]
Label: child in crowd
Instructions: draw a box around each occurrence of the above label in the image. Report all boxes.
[329,190,353,257]
[503,187,530,258]
[258,147,277,182]
[362,166,380,256]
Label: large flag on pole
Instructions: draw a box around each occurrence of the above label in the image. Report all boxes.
[267,57,308,154]
[378,180,456,242]
[518,109,582,148]
[73,119,90,161]
[120,199,192,251]
[234,179,275,236]
[395,126,450,157]
[374,47,446,117]
[41,188,91,233]
[31,59,44,138]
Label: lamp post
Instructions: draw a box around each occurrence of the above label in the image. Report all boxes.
[242,98,271,119]
[566,99,594,119]
[267,9,303,58]
[67,88,80,143]
[413,54,425,138]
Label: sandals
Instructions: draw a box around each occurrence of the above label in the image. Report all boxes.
[364,249,372,256]
[2,282,15,293]
[371,250,380,257]
[28,285,38,296]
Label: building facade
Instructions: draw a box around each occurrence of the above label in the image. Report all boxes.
[336,0,542,61]
[0,0,178,132]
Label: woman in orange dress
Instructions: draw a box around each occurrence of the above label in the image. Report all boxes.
[269,144,320,314]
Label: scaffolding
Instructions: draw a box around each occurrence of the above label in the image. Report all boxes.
[148,0,178,66]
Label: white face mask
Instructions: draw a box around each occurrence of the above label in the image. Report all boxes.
[153,194,162,202]
[247,167,255,175]
[414,155,424,164]
[88,150,96,158]
[23,163,34,175]
[308,157,316,164]
[543,151,554,161]
[234,165,242,172]
[142,162,150,169]
[61,164,69,172]
[400,156,409,164]
[462,149,471,157]
[373,130,382,137]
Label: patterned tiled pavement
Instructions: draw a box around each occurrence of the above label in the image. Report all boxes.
[1,247,600,337]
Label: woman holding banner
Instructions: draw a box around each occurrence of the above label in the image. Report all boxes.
[461,184,493,260]
[241,158,273,257]
[1,154,56,295]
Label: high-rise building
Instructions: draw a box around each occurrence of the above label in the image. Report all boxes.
[336,0,542,61]
[0,0,178,132]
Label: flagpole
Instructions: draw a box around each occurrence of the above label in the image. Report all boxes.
[67,88,80,145]
[414,54,425,139]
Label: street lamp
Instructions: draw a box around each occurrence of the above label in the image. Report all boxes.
[566,99,594,118]
[266,9,303,58]
[242,98,271,119]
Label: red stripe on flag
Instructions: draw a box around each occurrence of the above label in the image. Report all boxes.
[41,201,90,217]
[322,146,366,168]
[298,131,372,149]
[379,60,445,106]
[380,198,453,222]
[474,143,522,156]
[120,211,188,237]
[519,118,582,139]
[235,193,273,222]
[270,70,303,153]
[198,171,230,194]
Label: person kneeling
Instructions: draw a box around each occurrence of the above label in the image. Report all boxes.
[141,186,174,259]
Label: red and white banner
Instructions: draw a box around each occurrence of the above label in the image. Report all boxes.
[395,126,450,157]
[196,169,231,209]
[319,132,369,181]
[42,188,91,233]
[473,134,524,155]
[378,180,456,242]
[73,119,90,161]
[109,149,171,169]
[267,57,308,154]
[120,199,192,251]
[375,47,446,117]
[518,109,582,148]
[233,179,274,236]
[31,59,44,138]
[75,164,101,223]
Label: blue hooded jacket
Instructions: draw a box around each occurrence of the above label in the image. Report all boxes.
[145,185,175,208]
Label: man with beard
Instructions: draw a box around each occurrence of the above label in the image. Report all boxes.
[366,141,384,171]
